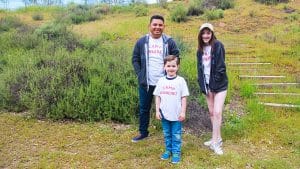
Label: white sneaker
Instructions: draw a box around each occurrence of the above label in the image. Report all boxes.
[204,138,223,147]
[210,143,223,155]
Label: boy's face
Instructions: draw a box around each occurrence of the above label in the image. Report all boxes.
[164,60,179,77]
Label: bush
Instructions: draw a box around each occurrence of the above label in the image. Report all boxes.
[157,0,168,9]
[0,30,138,122]
[0,16,24,32]
[240,81,256,98]
[32,13,44,21]
[35,22,80,52]
[94,4,110,15]
[187,0,205,16]
[134,5,149,17]
[204,9,224,20]
[67,4,101,24]
[173,36,191,54]
[170,5,188,23]
[217,0,234,10]
[284,13,299,22]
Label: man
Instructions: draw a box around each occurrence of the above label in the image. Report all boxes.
[132,15,180,142]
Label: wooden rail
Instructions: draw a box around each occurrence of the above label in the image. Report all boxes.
[239,75,286,78]
[254,83,300,86]
[259,102,300,108]
[254,92,300,96]
[228,62,271,65]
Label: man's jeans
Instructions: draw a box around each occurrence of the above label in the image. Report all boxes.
[138,85,155,136]
[162,118,182,154]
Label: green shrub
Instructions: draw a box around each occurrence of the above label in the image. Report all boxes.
[134,5,149,17]
[217,0,235,10]
[0,34,138,122]
[35,22,80,52]
[284,13,299,22]
[67,4,101,24]
[94,4,110,15]
[11,28,42,50]
[0,16,24,32]
[170,5,188,23]
[204,9,224,20]
[173,36,191,54]
[187,0,204,16]
[223,112,246,139]
[80,38,101,52]
[157,0,168,9]
[32,13,44,21]
[240,81,256,98]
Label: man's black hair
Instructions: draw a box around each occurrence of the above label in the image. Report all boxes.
[150,15,164,23]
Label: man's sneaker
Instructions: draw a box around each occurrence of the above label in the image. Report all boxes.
[204,138,223,147]
[210,143,223,155]
[131,134,148,143]
[160,151,171,160]
[171,153,181,164]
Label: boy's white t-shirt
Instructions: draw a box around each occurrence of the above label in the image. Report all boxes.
[153,76,189,121]
[203,45,212,84]
[148,36,164,85]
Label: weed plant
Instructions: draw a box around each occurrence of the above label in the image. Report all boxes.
[187,0,205,16]
[216,0,235,10]
[134,5,149,17]
[0,16,24,32]
[170,4,188,23]
[204,9,224,20]
[32,13,44,21]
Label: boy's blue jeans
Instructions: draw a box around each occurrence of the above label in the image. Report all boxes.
[138,85,155,136]
[162,118,182,154]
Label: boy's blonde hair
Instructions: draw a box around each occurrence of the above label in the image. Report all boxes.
[164,55,180,65]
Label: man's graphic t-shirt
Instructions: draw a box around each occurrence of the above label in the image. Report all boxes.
[148,36,164,86]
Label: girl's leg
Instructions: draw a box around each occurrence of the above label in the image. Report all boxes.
[212,90,227,143]
[205,91,215,140]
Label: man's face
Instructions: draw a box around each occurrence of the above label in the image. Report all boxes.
[149,19,164,39]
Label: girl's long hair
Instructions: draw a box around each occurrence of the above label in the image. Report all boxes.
[197,28,217,52]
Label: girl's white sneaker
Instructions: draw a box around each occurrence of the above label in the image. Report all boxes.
[210,143,224,155]
[204,138,223,146]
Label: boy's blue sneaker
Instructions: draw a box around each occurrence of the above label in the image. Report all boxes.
[160,151,171,160]
[131,134,148,143]
[171,153,181,164]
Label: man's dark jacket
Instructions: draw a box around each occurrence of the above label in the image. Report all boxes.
[132,34,179,90]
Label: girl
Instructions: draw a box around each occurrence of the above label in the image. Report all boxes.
[197,23,228,155]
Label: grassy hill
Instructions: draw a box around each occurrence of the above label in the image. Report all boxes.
[0,0,299,168]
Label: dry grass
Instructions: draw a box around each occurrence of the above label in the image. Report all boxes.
[0,0,300,168]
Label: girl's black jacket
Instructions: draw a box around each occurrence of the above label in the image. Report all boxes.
[197,40,228,95]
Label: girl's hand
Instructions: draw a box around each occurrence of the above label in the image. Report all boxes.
[178,112,185,121]
[156,112,162,120]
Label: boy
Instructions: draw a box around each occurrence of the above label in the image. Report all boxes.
[153,55,189,164]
